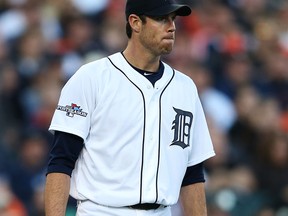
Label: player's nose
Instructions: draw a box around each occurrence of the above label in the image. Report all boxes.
[168,20,176,32]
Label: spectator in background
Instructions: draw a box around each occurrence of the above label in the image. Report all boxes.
[0,36,9,64]
[228,85,262,167]
[70,0,109,18]
[0,175,27,216]
[20,58,63,129]
[0,63,23,135]
[215,55,256,100]
[262,53,288,110]
[8,131,50,215]
[0,5,27,43]
[253,131,288,211]
[15,28,48,87]
[182,61,236,132]
[57,15,99,79]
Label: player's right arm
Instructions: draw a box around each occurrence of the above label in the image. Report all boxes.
[45,173,71,216]
[45,131,84,216]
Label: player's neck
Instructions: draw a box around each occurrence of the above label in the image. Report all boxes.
[123,43,160,73]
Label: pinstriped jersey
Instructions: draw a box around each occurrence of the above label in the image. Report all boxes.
[49,52,215,207]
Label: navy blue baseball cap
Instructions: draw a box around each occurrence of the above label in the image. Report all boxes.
[125,0,192,20]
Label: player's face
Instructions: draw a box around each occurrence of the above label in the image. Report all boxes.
[139,13,177,56]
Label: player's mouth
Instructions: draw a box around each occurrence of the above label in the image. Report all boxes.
[163,33,174,40]
[163,37,174,41]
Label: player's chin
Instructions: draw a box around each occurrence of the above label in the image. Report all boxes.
[160,44,173,54]
[161,47,173,55]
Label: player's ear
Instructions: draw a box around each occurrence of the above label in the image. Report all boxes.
[128,14,142,33]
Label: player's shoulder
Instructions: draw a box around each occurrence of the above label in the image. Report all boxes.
[71,53,121,80]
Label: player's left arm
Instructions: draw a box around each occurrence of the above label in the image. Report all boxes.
[179,162,207,216]
[180,182,207,216]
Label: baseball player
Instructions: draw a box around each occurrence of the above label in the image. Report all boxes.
[45,0,215,216]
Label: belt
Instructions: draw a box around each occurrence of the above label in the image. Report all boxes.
[128,203,164,210]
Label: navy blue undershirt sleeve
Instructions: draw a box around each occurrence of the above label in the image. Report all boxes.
[46,131,84,176]
[181,162,205,187]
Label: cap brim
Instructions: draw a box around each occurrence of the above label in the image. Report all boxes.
[145,4,192,17]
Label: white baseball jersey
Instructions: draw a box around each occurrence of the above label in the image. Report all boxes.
[49,52,215,207]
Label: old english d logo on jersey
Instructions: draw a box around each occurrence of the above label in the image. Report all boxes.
[170,107,193,149]
[57,103,88,118]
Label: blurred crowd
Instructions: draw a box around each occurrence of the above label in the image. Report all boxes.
[0,0,287,215]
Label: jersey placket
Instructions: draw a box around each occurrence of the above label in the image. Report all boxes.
[140,85,161,203]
